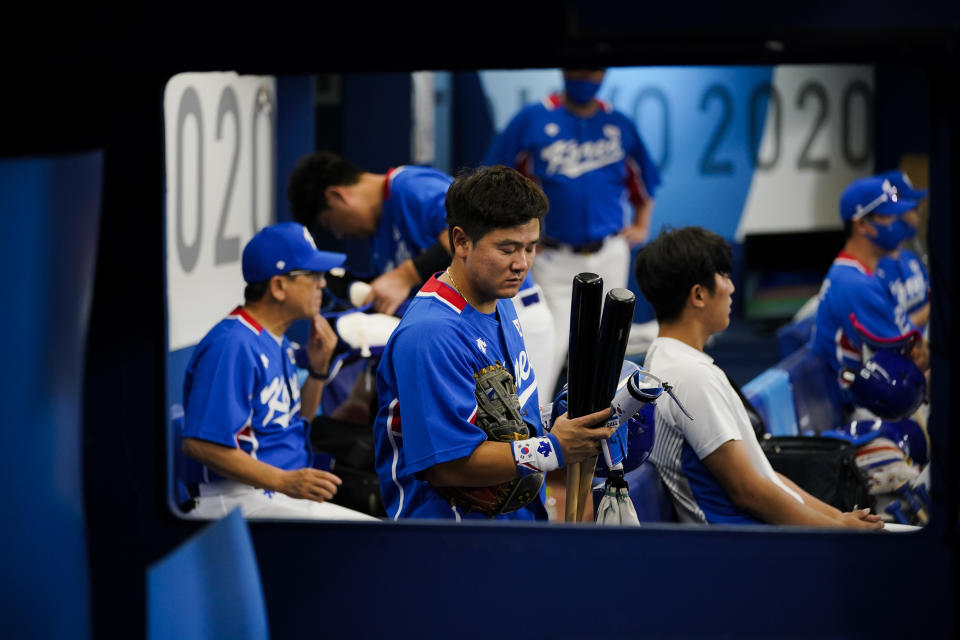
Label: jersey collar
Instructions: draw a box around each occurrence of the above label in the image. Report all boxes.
[545,93,612,114]
[228,306,263,334]
[836,250,872,276]
[416,274,467,314]
[383,166,407,202]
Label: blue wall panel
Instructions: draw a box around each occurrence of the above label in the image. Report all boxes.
[0,151,103,639]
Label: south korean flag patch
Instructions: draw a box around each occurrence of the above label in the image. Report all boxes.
[512,435,563,473]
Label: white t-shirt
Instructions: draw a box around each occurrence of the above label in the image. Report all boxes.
[645,337,801,523]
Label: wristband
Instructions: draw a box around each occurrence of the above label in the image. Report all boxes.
[512,434,564,475]
[307,367,329,381]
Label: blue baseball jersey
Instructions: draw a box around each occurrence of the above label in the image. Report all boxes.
[369,166,453,275]
[876,249,929,318]
[182,307,312,483]
[483,93,661,245]
[811,253,918,377]
[373,275,546,520]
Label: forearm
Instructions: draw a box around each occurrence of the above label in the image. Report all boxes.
[909,303,929,329]
[299,376,324,419]
[632,198,654,228]
[423,441,518,487]
[182,437,285,490]
[732,477,841,527]
[392,259,422,288]
[776,472,843,519]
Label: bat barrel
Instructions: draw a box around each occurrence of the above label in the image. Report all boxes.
[593,288,636,410]
[567,273,603,419]
[566,273,603,523]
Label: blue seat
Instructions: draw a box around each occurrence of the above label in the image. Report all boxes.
[742,367,799,436]
[776,315,816,360]
[147,508,269,640]
[776,346,845,435]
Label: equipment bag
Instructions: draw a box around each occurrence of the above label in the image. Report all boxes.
[760,435,874,513]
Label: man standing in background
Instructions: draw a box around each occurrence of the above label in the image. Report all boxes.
[483,68,661,397]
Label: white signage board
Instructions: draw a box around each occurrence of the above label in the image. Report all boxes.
[736,65,874,238]
[164,72,277,351]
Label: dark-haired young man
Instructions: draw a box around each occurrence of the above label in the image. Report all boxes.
[372,165,614,521]
[287,150,453,315]
[180,222,375,520]
[635,226,882,529]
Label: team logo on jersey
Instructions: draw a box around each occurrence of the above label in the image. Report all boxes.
[513,318,523,337]
[544,122,559,137]
[514,350,532,384]
[540,126,625,178]
[476,337,487,354]
[259,376,293,429]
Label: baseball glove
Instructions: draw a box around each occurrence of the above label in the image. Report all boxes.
[434,362,545,517]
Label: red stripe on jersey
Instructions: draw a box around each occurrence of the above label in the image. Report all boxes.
[228,307,262,333]
[389,400,402,435]
[624,157,649,209]
[417,275,467,312]
[515,152,534,180]
[836,251,872,275]
[856,445,904,457]
[235,425,254,447]
[468,406,478,425]
[384,167,399,200]
[849,313,921,347]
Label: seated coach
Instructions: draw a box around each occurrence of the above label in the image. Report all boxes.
[180,222,375,521]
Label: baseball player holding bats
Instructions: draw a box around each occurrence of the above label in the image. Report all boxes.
[372,166,613,521]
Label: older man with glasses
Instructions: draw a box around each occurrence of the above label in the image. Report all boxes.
[179,222,376,520]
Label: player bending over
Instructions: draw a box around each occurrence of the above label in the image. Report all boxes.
[372,165,614,521]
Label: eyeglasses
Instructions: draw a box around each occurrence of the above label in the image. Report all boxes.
[284,270,325,282]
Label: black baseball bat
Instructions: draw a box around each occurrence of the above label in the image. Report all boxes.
[565,272,603,522]
[567,273,603,419]
[576,287,636,520]
[593,288,637,409]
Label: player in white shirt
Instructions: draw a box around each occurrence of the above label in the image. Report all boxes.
[634,226,883,528]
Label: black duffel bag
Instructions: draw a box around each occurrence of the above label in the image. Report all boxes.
[760,435,874,513]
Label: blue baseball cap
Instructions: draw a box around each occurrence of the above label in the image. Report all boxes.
[877,169,928,201]
[242,222,346,283]
[839,176,917,222]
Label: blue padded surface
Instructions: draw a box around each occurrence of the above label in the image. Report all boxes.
[776,347,846,435]
[148,508,269,640]
[742,367,798,436]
